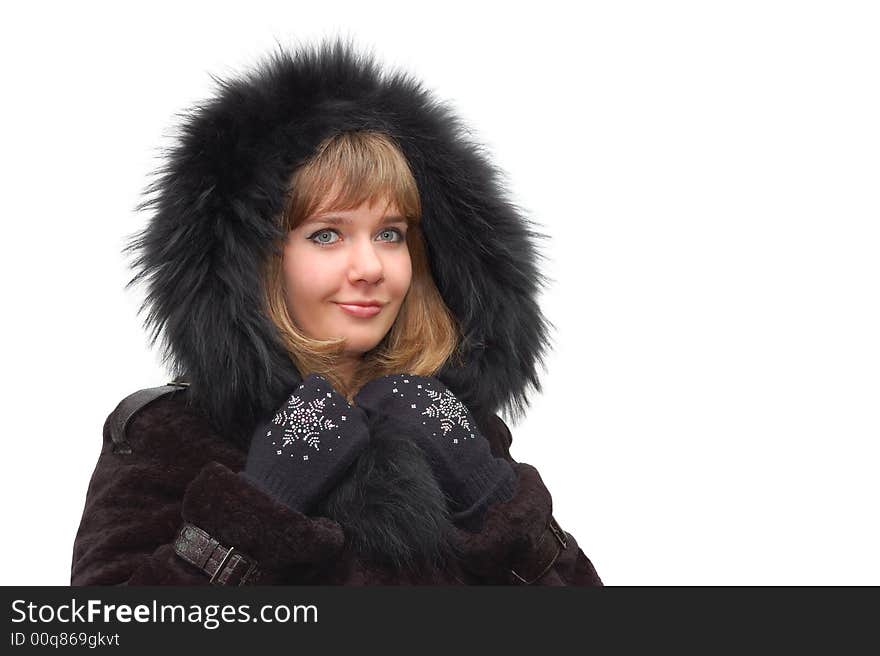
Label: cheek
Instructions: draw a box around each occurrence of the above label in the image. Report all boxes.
[389,253,413,300]
[282,246,330,311]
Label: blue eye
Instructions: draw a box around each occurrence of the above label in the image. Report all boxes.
[378,228,405,243]
[308,229,340,245]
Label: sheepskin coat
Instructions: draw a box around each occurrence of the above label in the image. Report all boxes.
[70,39,603,586]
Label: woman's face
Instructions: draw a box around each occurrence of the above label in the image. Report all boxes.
[282,194,412,361]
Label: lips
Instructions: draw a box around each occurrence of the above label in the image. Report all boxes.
[335,302,383,318]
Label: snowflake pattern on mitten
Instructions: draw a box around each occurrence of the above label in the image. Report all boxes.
[386,377,477,445]
[266,382,350,460]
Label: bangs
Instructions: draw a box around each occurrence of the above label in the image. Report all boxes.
[285,131,421,229]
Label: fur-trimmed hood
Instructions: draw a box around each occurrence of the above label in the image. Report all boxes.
[124,38,553,448]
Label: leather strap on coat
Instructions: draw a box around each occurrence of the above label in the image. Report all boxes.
[509,516,568,584]
[172,522,261,585]
[107,379,190,454]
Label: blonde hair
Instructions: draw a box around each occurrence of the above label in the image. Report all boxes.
[263,130,462,401]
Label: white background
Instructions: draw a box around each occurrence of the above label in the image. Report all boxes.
[1,1,877,585]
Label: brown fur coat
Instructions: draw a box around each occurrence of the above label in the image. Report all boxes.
[71,388,601,585]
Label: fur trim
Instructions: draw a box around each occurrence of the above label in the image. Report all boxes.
[123,38,552,446]
[316,413,461,576]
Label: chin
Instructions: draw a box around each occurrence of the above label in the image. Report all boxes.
[336,332,380,353]
[345,341,382,356]
[317,320,393,355]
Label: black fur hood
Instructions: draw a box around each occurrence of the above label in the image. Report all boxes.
[124,38,553,449]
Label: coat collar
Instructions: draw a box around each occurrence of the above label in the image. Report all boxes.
[316,418,461,574]
[316,408,509,574]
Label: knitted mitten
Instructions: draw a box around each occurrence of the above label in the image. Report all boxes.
[355,374,516,531]
[240,373,370,514]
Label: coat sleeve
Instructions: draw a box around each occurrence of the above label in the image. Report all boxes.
[452,415,604,586]
[70,398,345,585]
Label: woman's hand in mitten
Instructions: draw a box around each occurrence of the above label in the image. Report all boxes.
[239,373,370,514]
[354,374,517,531]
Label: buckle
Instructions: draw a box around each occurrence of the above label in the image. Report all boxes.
[548,516,568,549]
[208,546,258,586]
[174,522,260,586]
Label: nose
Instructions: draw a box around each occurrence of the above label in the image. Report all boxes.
[347,236,384,284]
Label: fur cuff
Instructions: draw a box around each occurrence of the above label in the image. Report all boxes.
[451,462,553,580]
[182,461,345,574]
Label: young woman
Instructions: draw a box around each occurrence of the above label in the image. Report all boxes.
[70,40,603,585]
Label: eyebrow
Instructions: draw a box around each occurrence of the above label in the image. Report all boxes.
[302,214,409,226]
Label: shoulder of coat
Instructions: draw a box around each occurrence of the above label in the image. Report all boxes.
[107,379,190,454]
[484,413,515,460]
